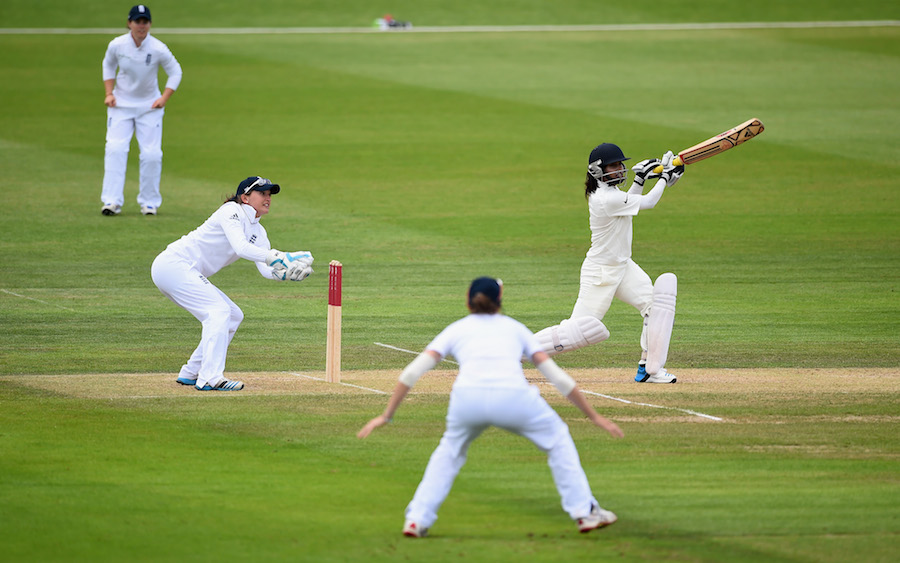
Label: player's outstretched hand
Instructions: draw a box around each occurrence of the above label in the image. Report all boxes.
[591,414,624,438]
[357,415,391,438]
[631,158,662,186]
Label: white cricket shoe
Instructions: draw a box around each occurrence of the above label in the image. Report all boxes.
[101,203,121,216]
[195,379,244,391]
[644,367,677,384]
[141,205,157,215]
[402,520,428,538]
[577,503,617,533]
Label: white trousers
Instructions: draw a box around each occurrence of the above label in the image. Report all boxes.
[571,258,653,353]
[405,385,598,529]
[150,252,243,388]
[101,105,165,208]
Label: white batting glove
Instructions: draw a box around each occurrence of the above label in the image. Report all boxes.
[286,262,314,282]
[631,158,662,187]
[660,150,685,187]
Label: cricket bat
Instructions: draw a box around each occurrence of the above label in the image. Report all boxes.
[652,118,765,173]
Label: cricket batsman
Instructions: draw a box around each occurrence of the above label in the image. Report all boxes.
[535,143,684,383]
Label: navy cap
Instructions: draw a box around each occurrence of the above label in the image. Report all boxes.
[237,176,281,196]
[468,277,503,306]
[129,5,152,21]
[588,143,629,166]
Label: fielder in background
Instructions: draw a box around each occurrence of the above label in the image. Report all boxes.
[535,143,683,383]
[100,5,182,217]
[151,176,314,391]
[358,277,623,537]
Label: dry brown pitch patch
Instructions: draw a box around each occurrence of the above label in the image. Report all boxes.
[3,367,896,414]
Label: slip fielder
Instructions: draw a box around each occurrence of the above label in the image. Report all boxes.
[358,277,623,537]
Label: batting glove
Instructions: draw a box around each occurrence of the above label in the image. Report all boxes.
[660,150,685,187]
[631,158,662,187]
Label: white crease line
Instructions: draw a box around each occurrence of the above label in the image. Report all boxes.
[0,21,896,35]
[581,390,723,421]
[288,371,389,395]
[376,341,722,421]
[374,342,458,365]
[1,288,74,311]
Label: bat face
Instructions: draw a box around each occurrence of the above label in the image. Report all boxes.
[679,118,765,165]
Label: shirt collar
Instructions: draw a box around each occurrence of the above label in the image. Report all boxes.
[240,203,261,224]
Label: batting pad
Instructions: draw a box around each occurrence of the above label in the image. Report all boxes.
[535,316,609,356]
[646,273,677,375]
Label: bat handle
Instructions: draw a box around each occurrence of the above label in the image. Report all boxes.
[652,156,683,174]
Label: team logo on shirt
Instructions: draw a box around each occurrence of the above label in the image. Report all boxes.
[145,54,152,66]
[249,234,257,244]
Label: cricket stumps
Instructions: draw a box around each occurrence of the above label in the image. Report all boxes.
[326,260,342,383]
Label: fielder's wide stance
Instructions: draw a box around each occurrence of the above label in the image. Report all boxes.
[535,143,683,383]
[151,176,314,391]
[358,277,623,537]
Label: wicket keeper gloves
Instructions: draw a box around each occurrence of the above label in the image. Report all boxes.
[265,249,314,281]
[284,251,314,270]
[631,158,662,187]
[266,249,289,270]
[660,150,685,187]
[286,261,314,282]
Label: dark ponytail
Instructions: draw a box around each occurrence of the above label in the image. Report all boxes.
[585,171,599,198]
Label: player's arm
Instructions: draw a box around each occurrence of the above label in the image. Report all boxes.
[357,350,441,438]
[220,211,270,263]
[638,178,667,210]
[533,352,624,438]
[627,158,661,194]
[103,79,116,107]
[101,45,118,107]
[153,45,182,109]
[151,87,175,109]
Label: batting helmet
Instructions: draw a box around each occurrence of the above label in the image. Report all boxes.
[587,143,630,184]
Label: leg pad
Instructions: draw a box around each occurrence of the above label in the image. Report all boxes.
[536,316,609,356]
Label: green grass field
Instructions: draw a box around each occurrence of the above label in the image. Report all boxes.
[1,1,898,561]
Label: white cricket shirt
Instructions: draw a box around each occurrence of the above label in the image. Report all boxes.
[162,202,273,278]
[102,32,182,107]
[426,314,542,390]
[585,183,642,265]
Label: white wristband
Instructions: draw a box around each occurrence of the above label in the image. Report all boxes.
[398,352,438,388]
[536,358,576,396]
